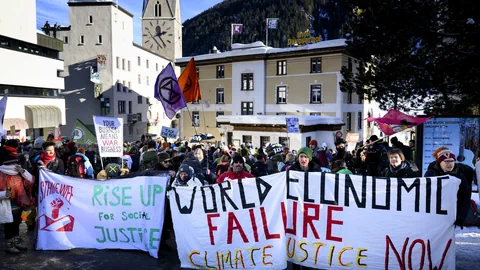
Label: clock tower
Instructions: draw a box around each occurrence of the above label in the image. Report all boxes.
[141,0,182,61]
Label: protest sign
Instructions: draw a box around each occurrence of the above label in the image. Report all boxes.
[286,117,299,133]
[161,126,178,139]
[36,170,168,258]
[170,172,458,269]
[93,116,123,158]
[169,174,287,269]
[285,171,458,269]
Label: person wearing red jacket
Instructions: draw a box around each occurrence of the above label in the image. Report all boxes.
[216,155,254,184]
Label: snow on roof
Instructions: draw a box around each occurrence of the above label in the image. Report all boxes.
[216,115,344,126]
[176,39,346,63]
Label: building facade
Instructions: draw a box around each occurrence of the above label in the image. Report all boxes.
[0,0,66,140]
[51,0,181,141]
[176,40,378,148]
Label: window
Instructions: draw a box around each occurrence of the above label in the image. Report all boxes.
[146,76,149,86]
[358,112,362,130]
[98,35,102,44]
[146,59,149,68]
[128,101,132,114]
[216,111,224,127]
[89,15,93,24]
[116,57,120,69]
[348,57,353,72]
[260,136,270,148]
[277,61,287,75]
[276,86,287,104]
[216,88,224,104]
[137,56,141,66]
[118,100,126,114]
[128,81,131,92]
[116,80,121,92]
[241,102,254,115]
[64,36,68,44]
[192,111,200,127]
[156,63,158,72]
[155,1,161,17]
[347,92,352,104]
[138,74,141,84]
[137,113,142,122]
[311,58,322,73]
[241,73,254,90]
[216,65,225,78]
[122,59,125,70]
[122,80,126,92]
[128,60,131,71]
[279,137,289,147]
[310,112,321,116]
[276,112,286,115]
[310,85,322,103]
[346,112,352,131]
[80,35,84,45]
[242,135,252,144]
[138,95,143,104]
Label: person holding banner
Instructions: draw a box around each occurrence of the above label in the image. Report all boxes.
[216,155,253,184]
[425,149,471,228]
[35,141,65,175]
[287,147,321,172]
[380,148,420,178]
[172,165,205,187]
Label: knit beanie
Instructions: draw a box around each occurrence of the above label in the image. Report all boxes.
[436,149,456,163]
[297,147,313,161]
[432,146,449,159]
[309,140,318,147]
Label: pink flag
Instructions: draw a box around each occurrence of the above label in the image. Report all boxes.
[366,109,432,135]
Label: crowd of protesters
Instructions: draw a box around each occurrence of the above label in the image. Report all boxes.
[0,132,477,255]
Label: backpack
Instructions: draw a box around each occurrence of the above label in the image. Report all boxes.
[66,154,86,178]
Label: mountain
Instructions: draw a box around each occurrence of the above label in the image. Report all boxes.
[182,0,349,56]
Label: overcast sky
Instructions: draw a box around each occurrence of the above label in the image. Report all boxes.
[36,0,222,44]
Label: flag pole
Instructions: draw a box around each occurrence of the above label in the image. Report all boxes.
[201,102,210,170]
[266,19,268,47]
[184,104,200,136]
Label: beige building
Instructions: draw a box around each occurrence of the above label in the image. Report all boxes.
[176,40,377,148]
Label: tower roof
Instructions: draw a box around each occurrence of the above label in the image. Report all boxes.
[142,0,149,17]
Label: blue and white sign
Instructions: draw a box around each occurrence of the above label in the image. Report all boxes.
[161,126,178,139]
[286,117,299,133]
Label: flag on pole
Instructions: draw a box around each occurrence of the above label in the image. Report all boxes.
[0,95,8,136]
[71,119,96,145]
[267,18,279,29]
[154,63,186,119]
[232,24,243,35]
[178,58,201,103]
[366,109,433,135]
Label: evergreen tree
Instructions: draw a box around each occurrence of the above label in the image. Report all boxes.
[340,0,480,115]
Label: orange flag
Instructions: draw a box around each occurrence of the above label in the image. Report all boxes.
[178,58,201,103]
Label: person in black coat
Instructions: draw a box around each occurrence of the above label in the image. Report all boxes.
[288,147,321,173]
[380,148,420,178]
[390,137,413,161]
[424,149,471,228]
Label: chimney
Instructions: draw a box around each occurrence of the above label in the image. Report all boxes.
[212,46,218,53]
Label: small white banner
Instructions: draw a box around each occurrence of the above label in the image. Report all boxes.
[36,170,168,258]
[161,126,178,139]
[286,117,300,133]
[93,116,123,158]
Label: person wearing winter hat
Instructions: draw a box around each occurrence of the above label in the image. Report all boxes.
[172,165,204,187]
[330,138,355,172]
[0,146,34,253]
[288,147,321,172]
[309,140,320,158]
[425,149,471,229]
[216,155,254,184]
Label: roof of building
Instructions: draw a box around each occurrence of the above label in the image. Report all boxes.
[67,0,133,18]
[132,42,172,62]
[176,39,346,64]
[216,115,344,126]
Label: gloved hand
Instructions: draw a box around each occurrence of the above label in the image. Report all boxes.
[454,218,464,229]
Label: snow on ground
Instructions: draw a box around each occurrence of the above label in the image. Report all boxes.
[456,226,480,270]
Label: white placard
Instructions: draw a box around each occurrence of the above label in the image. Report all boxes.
[161,126,178,138]
[286,117,299,133]
[93,116,123,158]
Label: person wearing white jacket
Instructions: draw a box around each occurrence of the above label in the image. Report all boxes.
[0,144,34,254]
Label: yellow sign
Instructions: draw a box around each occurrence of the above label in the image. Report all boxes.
[288,30,321,46]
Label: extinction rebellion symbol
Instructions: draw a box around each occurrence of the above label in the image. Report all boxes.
[158,77,181,105]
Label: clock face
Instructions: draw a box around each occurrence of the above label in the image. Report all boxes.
[144,20,174,51]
